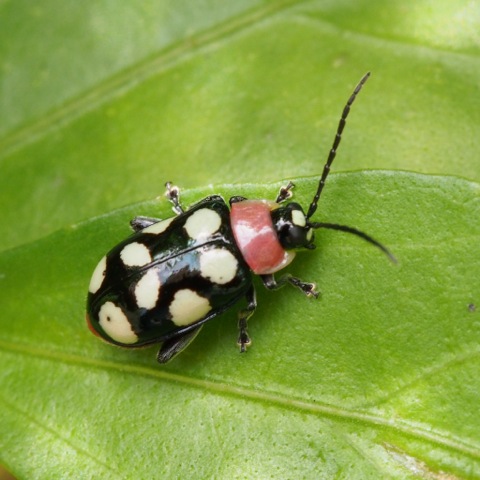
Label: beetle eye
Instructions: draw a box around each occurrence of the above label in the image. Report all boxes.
[285,225,306,246]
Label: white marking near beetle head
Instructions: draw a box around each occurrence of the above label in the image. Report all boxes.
[292,210,306,227]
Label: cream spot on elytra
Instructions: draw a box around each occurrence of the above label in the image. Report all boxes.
[98,301,138,344]
[135,269,161,309]
[184,208,221,240]
[120,242,151,267]
[169,289,211,326]
[199,248,238,285]
[89,255,107,293]
[143,218,174,234]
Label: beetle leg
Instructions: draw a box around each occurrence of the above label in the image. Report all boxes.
[130,216,162,232]
[261,273,319,298]
[275,181,295,203]
[157,325,203,363]
[237,285,257,353]
[165,182,184,214]
[229,196,247,206]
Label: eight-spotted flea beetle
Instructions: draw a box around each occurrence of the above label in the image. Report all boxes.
[86,72,394,363]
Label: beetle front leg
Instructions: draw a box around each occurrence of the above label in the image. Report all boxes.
[275,181,295,203]
[261,273,319,298]
[237,285,257,352]
[229,195,247,206]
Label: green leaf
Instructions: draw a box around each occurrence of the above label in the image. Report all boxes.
[1,172,480,479]
[1,0,480,478]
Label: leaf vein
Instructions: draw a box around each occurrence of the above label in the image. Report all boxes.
[0,393,126,478]
[1,339,479,461]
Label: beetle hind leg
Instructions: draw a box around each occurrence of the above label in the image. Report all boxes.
[157,325,203,363]
[237,285,257,353]
[261,273,319,298]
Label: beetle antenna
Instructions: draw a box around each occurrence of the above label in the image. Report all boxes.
[310,221,397,263]
[306,72,371,220]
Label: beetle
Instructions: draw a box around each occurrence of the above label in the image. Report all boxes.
[86,72,395,363]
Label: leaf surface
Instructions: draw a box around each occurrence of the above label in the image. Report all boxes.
[1,0,480,478]
[1,173,479,479]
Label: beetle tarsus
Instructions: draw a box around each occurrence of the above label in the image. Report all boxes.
[165,182,184,214]
[238,332,251,353]
[229,195,247,206]
[130,216,162,232]
[261,273,320,298]
[237,285,256,352]
[296,281,319,299]
[275,181,295,203]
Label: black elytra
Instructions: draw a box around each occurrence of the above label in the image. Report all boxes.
[86,72,395,363]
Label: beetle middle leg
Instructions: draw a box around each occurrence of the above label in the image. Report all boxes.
[130,216,162,232]
[237,285,257,352]
[261,273,319,298]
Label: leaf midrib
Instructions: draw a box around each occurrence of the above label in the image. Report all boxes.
[0,394,124,478]
[1,338,478,461]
